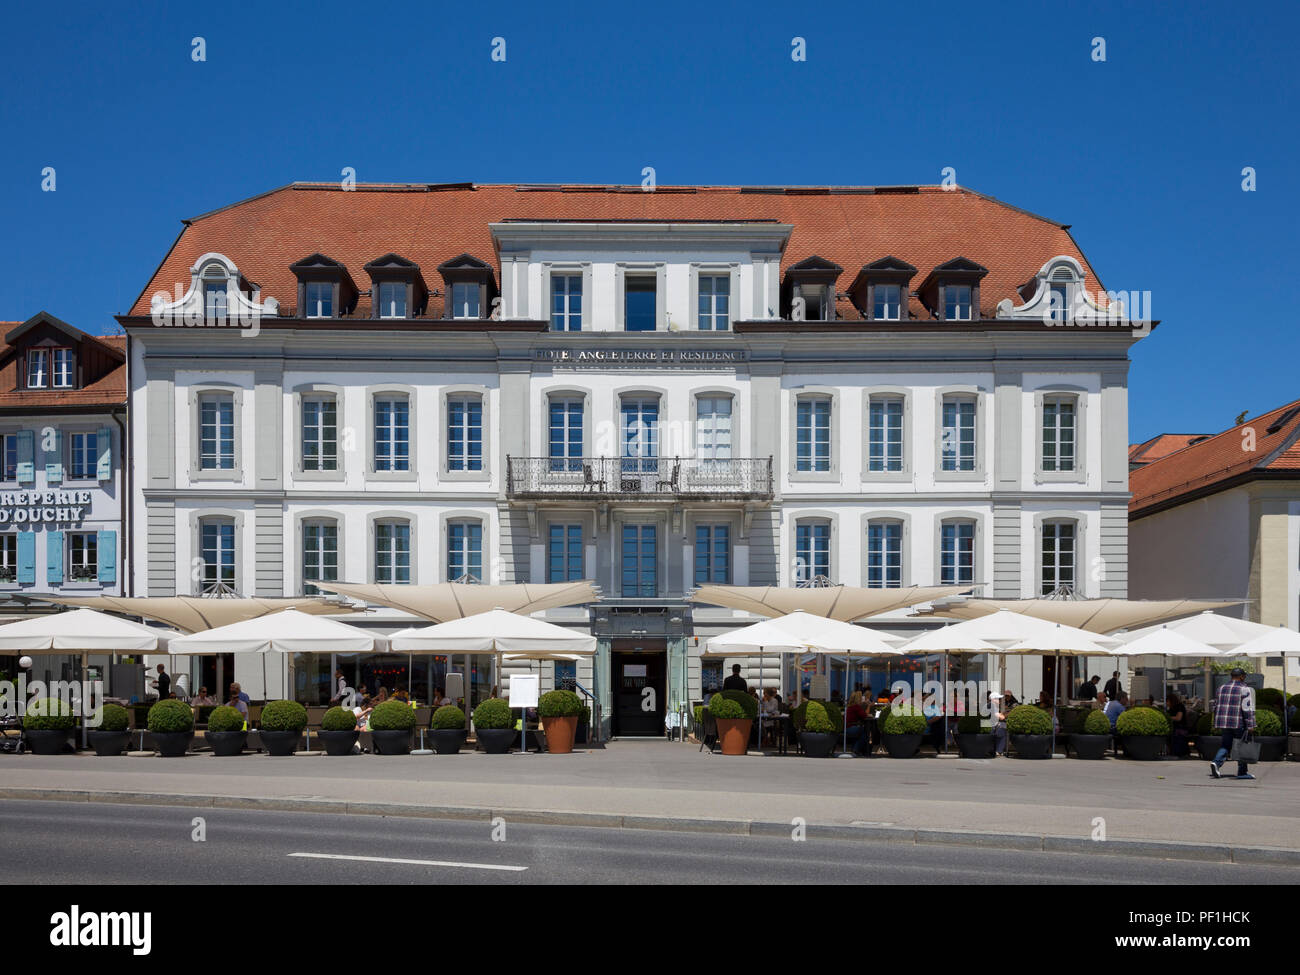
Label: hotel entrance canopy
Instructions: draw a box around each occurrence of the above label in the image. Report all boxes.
[916,597,1243,634]
[314,581,599,622]
[28,595,360,634]
[690,585,970,622]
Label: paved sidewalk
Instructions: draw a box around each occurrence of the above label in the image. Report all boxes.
[3,741,1297,853]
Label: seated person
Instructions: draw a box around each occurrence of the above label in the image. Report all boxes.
[759,688,780,717]
[1104,692,1128,730]
[1166,693,1190,756]
[191,686,216,707]
[844,692,871,756]
[226,683,249,718]
[989,693,1008,755]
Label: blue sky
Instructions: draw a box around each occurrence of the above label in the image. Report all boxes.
[0,0,1294,442]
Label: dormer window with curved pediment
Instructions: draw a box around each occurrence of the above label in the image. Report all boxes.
[781,256,843,321]
[917,257,988,322]
[437,254,497,321]
[847,256,917,322]
[149,253,280,326]
[364,254,427,320]
[995,256,1106,323]
[290,253,358,319]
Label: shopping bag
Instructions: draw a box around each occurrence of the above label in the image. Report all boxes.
[1230,731,1260,764]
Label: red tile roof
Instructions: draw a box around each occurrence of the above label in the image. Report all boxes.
[1128,433,1210,466]
[0,316,126,411]
[128,182,1103,321]
[1130,399,1300,516]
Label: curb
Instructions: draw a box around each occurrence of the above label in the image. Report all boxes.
[3,787,1298,866]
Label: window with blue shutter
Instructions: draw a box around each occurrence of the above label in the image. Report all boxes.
[16,532,35,584]
[44,429,63,483]
[96,427,113,480]
[96,530,117,584]
[16,431,34,484]
[46,531,63,584]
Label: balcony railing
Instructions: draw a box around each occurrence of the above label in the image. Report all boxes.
[507,456,773,501]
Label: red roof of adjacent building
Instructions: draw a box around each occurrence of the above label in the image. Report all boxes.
[0,313,126,411]
[1130,399,1300,516]
[1128,433,1210,466]
[128,182,1104,321]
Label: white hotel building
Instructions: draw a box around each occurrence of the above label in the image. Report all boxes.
[124,182,1139,735]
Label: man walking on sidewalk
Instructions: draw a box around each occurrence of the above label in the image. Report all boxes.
[1210,668,1256,780]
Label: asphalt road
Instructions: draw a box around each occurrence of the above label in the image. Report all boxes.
[2,799,1298,885]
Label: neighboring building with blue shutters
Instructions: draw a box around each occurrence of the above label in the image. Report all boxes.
[0,313,126,640]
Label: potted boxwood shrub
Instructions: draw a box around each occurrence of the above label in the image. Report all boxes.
[472,698,514,754]
[1071,708,1113,760]
[538,689,584,754]
[881,702,927,758]
[799,700,837,757]
[205,704,247,756]
[147,699,194,757]
[258,700,307,756]
[955,714,994,758]
[24,696,75,755]
[1254,707,1285,762]
[88,702,131,756]
[1116,705,1170,760]
[1006,704,1053,759]
[320,706,359,756]
[709,689,757,756]
[430,704,467,755]
[370,699,415,754]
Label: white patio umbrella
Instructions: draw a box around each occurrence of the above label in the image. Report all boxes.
[0,609,177,747]
[1230,627,1300,735]
[705,612,900,754]
[391,609,597,748]
[168,609,388,715]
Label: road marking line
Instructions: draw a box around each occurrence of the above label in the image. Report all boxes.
[288,852,526,872]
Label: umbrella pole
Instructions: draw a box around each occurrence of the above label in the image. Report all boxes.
[1051,650,1059,758]
[943,652,949,754]
[261,654,266,704]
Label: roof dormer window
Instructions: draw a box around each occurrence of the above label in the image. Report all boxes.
[52,348,74,388]
[202,263,229,322]
[290,253,357,320]
[364,253,427,320]
[847,256,917,322]
[782,256,843,321]
[437,254,496,321]
[918,257,988,322]
[26,348,48,388]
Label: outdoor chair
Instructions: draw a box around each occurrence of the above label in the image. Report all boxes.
[656,461,680,494]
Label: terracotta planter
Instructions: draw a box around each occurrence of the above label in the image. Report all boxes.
[715,718,752,755]
[542,715,578,754]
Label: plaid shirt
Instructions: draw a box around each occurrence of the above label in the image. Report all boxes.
[1212,681,1255,731]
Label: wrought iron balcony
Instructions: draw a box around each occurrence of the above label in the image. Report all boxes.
[506,456,773,501]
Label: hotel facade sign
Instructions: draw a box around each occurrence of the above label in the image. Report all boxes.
[534,348,747,366]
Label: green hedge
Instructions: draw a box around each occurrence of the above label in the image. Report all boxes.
[709,689,758,721]
[147,699,194,733]
[1005,704,1052,736]
[1058,705,1091,734]
[803,701,835,734]
[956,714,983,735]
[793,698,841,730]
[1196,711,1214,735]
[472,698,512,730]
[260,700,307,733]
[538,689,583,718]
[432,705,466,730]
[1082,709,1113,736]
[321,706,357,732]
[1116,706,1170,737]
[882,703,927,736]
[1255,707,1283,736]
[24,696,75,731]
[207,705,245,733]
[370,699,415,731]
